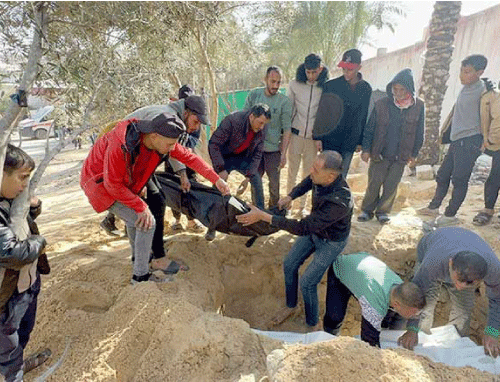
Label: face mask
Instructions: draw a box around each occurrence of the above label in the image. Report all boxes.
[394,92,414,109]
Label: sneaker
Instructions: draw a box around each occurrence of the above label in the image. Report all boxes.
[417,206,440,217]
[376,214,390,224]
[205,229,216,241]
[23,348,51,374]
[357,211,374,222]
[100,218,120,236]
[433,215,460,228]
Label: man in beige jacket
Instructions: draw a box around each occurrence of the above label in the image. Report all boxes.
[472,81,500,226]
[287,54,329,217]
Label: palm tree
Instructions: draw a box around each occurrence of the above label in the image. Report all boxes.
[418,1,462,165]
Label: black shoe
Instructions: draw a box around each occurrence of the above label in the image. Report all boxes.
[205,229,216,241]
[357,211,374,222]
[377,214,390,224]
[100,217,120,236]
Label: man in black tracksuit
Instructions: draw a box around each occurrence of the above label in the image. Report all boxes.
[319,49,372,178]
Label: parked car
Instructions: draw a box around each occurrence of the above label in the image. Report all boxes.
[19,105,55,139]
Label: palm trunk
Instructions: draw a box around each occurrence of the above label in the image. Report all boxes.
[417,1,462,165]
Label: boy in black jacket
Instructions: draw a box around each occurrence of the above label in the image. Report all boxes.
[0,144,50,381]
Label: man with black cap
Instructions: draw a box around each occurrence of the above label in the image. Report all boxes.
[81,112,230,284]
[236,150,353,331]
[320,48,372,178]
[99,93,207,237]
[125,94,209,268]
[287,53,329,218]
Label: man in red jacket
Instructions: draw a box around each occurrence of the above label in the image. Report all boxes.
[81,112,230,284]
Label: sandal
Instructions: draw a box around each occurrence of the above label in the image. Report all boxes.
[472,211,493,226]
[151,260,190,275]
[186,220,205,233]
[23,348,51,374]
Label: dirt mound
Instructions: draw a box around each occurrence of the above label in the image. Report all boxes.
[268,337,495,382]
[23,147,500,381]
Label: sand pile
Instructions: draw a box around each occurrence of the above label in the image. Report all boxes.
[267,337,495,382]
[21,147,500,381]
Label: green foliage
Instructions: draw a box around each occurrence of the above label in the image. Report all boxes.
[252,1,404,79]
[0,1,404,132]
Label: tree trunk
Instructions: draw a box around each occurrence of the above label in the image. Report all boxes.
[195,25,218,133]
[417,1,462,165]
[8,2,48,240]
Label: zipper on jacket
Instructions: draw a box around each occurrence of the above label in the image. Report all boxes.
[304,84,314,138]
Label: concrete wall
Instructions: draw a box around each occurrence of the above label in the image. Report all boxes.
[337,4,500,125]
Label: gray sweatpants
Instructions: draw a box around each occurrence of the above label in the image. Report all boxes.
[361,159,406,215]
[109,202,155,278]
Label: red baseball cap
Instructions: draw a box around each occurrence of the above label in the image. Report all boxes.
[338,49,362,70]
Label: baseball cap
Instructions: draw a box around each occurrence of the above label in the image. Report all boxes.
[185,95,209,125]
[178,84,194,99]
[338,49,362,70]
[136,112,185,138]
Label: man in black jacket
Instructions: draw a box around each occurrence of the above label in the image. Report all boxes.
[319,49,372,178]
[237,150,353,329]
[207,104,271,241]
[358,68,425,224]
[0,144,49,381]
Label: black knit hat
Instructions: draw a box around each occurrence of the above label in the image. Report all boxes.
[136,112,185,138]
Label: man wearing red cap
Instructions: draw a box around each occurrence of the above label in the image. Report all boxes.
[81,113,230,284]
[319,49,372,178]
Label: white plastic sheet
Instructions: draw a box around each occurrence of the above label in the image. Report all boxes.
[253,325,500,374]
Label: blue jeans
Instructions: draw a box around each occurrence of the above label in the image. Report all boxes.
[284,234,348,326]
[0,276,40,382]
[223,155,265,209]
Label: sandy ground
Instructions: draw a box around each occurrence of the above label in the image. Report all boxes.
[20,143,500,381]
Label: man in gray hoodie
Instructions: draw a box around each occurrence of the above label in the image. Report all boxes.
[358,68,425,224]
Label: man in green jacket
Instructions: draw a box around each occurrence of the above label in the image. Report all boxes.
[243,66,292,209]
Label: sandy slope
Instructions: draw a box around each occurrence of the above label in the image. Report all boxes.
[22,144,500,381]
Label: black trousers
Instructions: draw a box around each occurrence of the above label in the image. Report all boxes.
[323,265,380,347]
[429,134,482,216]
[147,175,167,260]
[484,149,500,210]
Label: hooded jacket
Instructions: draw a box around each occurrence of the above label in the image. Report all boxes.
[126,100,201,172]
[288,64,329,140]
[80,119,219,214]
[320,72,372,153]
[362,68,425,162]
[0,199,46,312]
